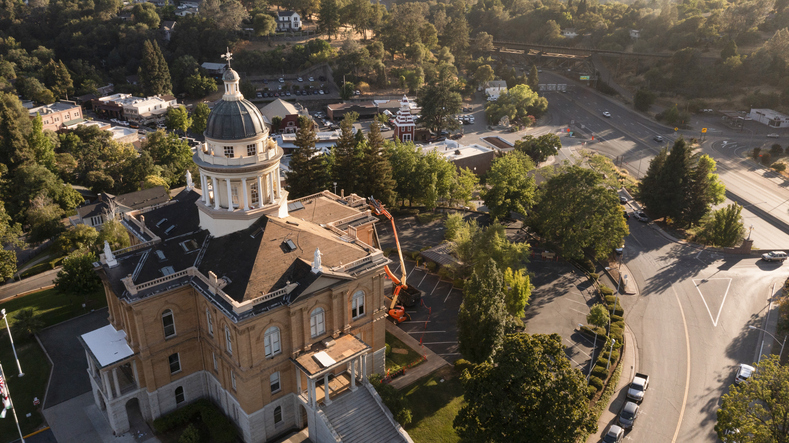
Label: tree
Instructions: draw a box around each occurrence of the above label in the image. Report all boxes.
[143,130,194,186]
[191,103,210,134]
[26,194,66,243]
[721,39,739,60]
[165,106,193,134]
[139,40,172,96]
[514,134,561,164]
[482,152,536,220]
[473,64,495,88]
[716,355,789,442]
[271,116,283,133]
[340,81,355,100]
[457,259,510,364]
[472,32,494,54]
[253,13,277,37]
[685,154,726,226]
[633,88,656,112]
[170,55,200,95]
[530,166,629,260]
[416,81,462,134]
[369,374,412,425]
[183,74,218,98]
[503,267,530,318]
[56,224,100,255]
[527,65,539,92]
[696,204,745,247]
[454,333,597,442]
[42,60,74,99]
[587,303,609,329]
[333,112,362,196]
[28,115,56,172]
[359,121,396,206]
[318,0,341,40]
[449,167,478,207]
[131,2,160,28]
[286,116,325,197]
[54,249,101,297]
[485,84,547,125]
[11,308,44,338]
[98,219,131,251]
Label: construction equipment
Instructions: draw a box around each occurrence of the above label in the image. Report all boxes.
[368,196,412,324]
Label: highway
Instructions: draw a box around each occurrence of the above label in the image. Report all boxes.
[537,71,789,442]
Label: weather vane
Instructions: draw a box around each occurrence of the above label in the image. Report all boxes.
[221,47,233,68]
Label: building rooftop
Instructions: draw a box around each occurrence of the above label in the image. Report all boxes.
[418,141,495,161]
[80,324,134,368]
[28,101,80,116]
[293,334,370,377]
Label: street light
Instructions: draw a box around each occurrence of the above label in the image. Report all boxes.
[606,339,617,370]
[580,323,597,382]
[1,309,23,377]
[749,325,787,361]
[333,182,337,195]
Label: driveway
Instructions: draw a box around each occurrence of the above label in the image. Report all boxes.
[38,309,109,408]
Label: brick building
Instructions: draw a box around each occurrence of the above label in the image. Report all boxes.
[80,59,411,443]
[28,101,83,132]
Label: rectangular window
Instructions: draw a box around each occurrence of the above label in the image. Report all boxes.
[169,353,181,374]
[231,187,239,205]
[274,406,282,424]
[213,352,218,371]
[206,310,213,336]
[247,144,256,156]
[251,184,259,205]
[231,371,237,391]
[224,146,234,158]
[225,327,233,355]
[270,371,281,393]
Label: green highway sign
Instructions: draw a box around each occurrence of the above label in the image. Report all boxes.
[580,75,590,80]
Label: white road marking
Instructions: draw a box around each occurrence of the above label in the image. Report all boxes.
[423,341,458,345]
[430,279,441,295]
[670,285,691,443]
[443,288,453,303]
[692,278,732,327]
[405,330,447,334]
[418,272,428,287]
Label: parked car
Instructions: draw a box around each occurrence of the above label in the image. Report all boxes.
[619,195,628,204]
[468,116,475,123]
[354,90,361,95]
[734,363,754,384]
[286,91,291,96]
[616,242,624,254]
[298,77,303,82]
[761,251,788,262]
[618,401,640,430]
[278,78,284,83]
[623,211,630,220]
[654,135,664,142]
[768,133,780,138]
[309,76,314,82]
[634,211,649,222]
[256,92,262,98]
[627,372,650,403]
[319,90,324,95]
[602,425,625,443]
[603,111,612,118]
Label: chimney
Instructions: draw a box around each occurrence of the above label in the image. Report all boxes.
[208,271,219,293]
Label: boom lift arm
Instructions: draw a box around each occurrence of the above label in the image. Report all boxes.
[368,196,410,323]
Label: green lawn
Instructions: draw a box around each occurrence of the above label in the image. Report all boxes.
[386,331,424,372]
[402,369,465,443]
[0,287,106,442]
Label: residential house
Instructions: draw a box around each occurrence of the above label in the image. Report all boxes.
[74,187,171,228]
[92,93,133,120]
[561,28,578,38]
[484,80,508,101]
[162,20,176,42]
[630,29,640,39]
[260,99,309,133]
[80,63,411,443]
[418,141,496,176]
[28,101,84,132]
[117,95,178,124]
[277,11,301,32]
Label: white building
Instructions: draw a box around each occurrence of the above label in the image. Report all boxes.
[116,95,178,124]
[277,11,301,31]
[484,80,508,101]
[749,108,789,128]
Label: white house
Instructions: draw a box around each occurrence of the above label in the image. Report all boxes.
[484,80,508,101]
[630,29,640,39]
[277,10,301,31]
[561,28,578,38]
[116,95,178,124]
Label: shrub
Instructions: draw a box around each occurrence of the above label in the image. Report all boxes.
[425,261,437,272]
[753,147,761,160]
[589,375,604,391]
[589,272,599,281]
[778,296,789,335]
[600,285,614,296]
[581,258,595,273]
[611,314,624,324]
[592,364,608,379]
[772,161,787,172]
[385,343,391,356]
[369,374,412,425]
[453,278,465,289]
[771,143,783,156]
[454,359,474,373]
[179,424,200,443]
[762,152,772,166]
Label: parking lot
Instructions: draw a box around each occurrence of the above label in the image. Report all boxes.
[252,75,334,99]
[387,258,463,363]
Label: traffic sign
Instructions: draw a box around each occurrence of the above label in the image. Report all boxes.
[702,128,707,133]
[674,127,678,131]
[580,75,590,80]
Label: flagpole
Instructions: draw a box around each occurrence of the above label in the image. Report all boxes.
[0,363,25,442]
[1,309,24,377]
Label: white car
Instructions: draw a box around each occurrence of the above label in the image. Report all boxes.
[761,251,787,262]
[734,363,754,383]
[278,78,284,83]
[297,77,303,82]
[767,133,780,138]
[603,111,612,118]
[468,116,475,123]
[308,76,314,82]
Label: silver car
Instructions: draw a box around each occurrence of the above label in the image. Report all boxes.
[618,401,639,429]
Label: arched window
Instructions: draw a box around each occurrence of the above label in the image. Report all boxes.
[310,308,325,338]
[352,290,365,319]
[175,386,185,404]
[225,326,233,355]
[162,309,176,338]
[206,309,213,336]
[264,327,281,357]
[274,406,283,424]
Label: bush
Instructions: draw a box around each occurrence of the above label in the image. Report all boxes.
[600,285,614,296]
[152,399,237,443]
[369,374,412,425]
[773,161,787,172]
[589,272,599,281]
[179,424,200,443]
[753,147,761,160]
[771,143,783,156]
[454,358,474,373]
[425,261,437,272]
[762,152,772,166]
[589,375,604,391]
[581,258,595,273]
[611,314,624,324]
[453,278,465,289]
[385,343,391,356]
[592,364,608,379]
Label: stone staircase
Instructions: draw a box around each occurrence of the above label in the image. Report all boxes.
[321,383,411,443]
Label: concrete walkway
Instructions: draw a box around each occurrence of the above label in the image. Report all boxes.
[385,321,450,390]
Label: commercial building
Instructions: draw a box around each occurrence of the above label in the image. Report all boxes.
[28,101,83,132]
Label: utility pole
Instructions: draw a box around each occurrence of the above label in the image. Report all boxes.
[0,363,25,442]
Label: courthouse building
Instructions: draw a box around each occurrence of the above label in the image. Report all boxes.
[80,58,412,443]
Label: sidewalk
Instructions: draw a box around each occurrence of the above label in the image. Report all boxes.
[385,321,450,390]
[586,324,638,442]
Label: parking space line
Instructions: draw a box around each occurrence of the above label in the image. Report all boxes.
[430,279,441,295]
[417,272,428,287]
[407,265,418,280]
[405,330,447,333]
[443,288,453,303]
[569,357,585,367]
[439,353,461,356]
[561,298,590,306]
[423,341,458,345]
[569,308,589,316]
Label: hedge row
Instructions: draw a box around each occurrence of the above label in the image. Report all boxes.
[152,399,237,443]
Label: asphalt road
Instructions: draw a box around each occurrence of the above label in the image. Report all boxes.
[618,217,787,442]
[540,70,789,249]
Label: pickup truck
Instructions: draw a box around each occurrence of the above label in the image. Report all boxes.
[627,372,649,403]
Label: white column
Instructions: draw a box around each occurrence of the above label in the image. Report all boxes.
[212,176,220,210]
[349,361,356,391]
[296,368,302,394]
[242,178,250,211]
[112,367,121,397]
[201,173,209,205]
[362,355,367,381]
[323,374,332,405]
[226,178,233,212]
[86,350,94,375]
[257,176,265,208]
[275,169,281,198]
[132,361,139,387]
[102,371,113,399]
[268,173,275,203]
[308,378,316,408]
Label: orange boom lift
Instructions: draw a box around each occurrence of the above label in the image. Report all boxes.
[368,196,411,324]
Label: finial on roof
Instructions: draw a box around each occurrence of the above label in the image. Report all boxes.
[104,240,118,268]
[185,170,194,191]
[311,247,322,274]
[221,47,233,69]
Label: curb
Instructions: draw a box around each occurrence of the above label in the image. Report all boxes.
[35,332,55,412]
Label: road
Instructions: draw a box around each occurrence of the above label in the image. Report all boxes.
[540,70,789,249]
[0,268,59,302]
[616,217,786,442]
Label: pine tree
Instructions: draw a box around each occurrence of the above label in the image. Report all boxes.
[360,121,396,206]
[637,147,668,217]
[333,112,361,196]
[0,103,32,169]
[43,60,74,99]
[318,0,341,40]
[457,259,509,364]
[527,65,539,91]
[286,117,323,198]
[27,115,56,172]
[140,40,172,96]
[662,137,694,223]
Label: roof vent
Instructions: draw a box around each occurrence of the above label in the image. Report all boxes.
[155,250,166,260]
[164,225,176,235]
[155,218,168,227]
[288,202,305,212]
[283,239,297,252]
